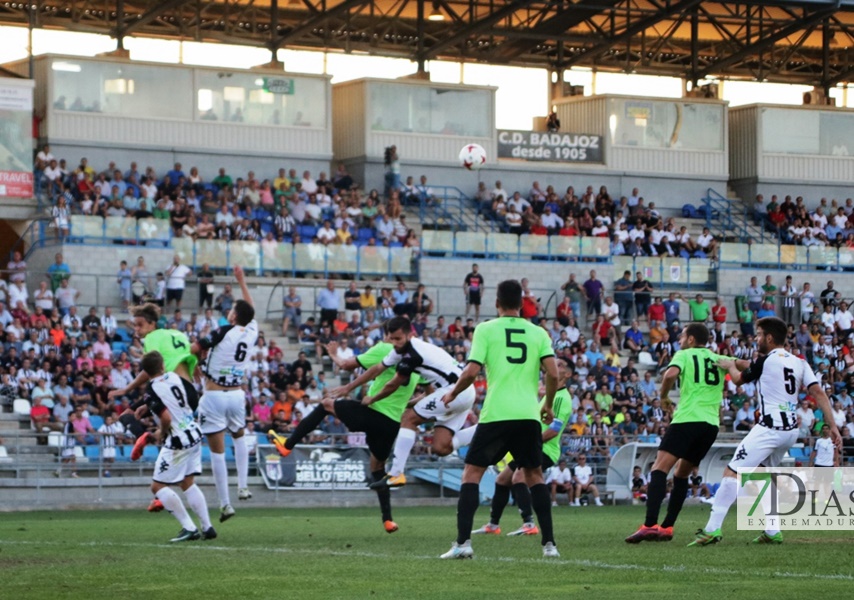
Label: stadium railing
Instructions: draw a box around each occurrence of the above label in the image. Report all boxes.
[17,217,417,280]
[719,241,854,271]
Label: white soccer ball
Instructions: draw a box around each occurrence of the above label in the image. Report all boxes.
[459,143,487,171]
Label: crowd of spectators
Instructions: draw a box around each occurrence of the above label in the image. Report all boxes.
[753,193,854,248]
[33,146,422,252]
[474,181,719,260]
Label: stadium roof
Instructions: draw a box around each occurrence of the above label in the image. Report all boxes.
[2,1,854,87]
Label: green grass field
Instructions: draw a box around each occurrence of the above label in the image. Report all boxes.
[1,504,851,599]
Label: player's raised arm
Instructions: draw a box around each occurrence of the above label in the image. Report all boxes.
[233,265,253,308]
[108,370,150,401]
[361,372,410,406]
[324,341,360,372]
[326,362,386,399]
[442,361,480,406]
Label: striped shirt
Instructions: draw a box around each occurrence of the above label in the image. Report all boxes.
[741,348,818,431]
[143,372,201,450]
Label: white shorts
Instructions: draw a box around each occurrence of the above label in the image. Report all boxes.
[199,389,246,434]
[153,444,202,484]
[412,384,476,433]
[729,425,799,470]
[103,446,116,460]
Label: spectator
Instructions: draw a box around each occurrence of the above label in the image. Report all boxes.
[463,264,484,322]
[631,271,653,322]
[572,454,604,506]
[780,275,798,326]
[561,273,583,321]
[613,270,634,323]
[197,263,215,310]
[215,283,234,316]
[317,280,340,327]
[711,296,727,324]
[582,270,604,321]
[663,292,681,326]
[164,255,191,309]
[800,282,816,324]
[745,276,763,314]
[46,253,70,293]
[735,400,755,431]
[54,279,80,318]
[282,286,302,335]
[687,293,710,323]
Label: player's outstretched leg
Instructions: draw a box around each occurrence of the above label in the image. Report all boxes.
[210,449,234,522]
[269,404,329,457]
[452,425,477,452]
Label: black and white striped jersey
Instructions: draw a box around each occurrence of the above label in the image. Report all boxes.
[741,348,818,431]
[144,372,201,450]
[199,320,259,388]
[381,337,462,388]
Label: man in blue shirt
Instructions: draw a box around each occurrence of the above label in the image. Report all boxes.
[167,162,186,184]
[47,253,70,292]
[662,292,681,325]
[317,280,340,327]
[391,282,413,319]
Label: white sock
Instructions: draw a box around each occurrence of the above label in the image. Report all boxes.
[184,484,212,530]
[759,482,780,537]
[452,425,477,451]
[705,477,738,533]
[389,428,418,477]
[156,487,196,531]
[234,435,249,490]
[210,451,231,508]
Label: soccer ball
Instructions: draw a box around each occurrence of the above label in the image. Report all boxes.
[459,143,487,170]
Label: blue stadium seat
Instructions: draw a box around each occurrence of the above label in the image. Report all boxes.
[117,445,134,462]
[84,445,100,459]
[142,445,160,461]
[299,225,318,240]
[389,241,403,248]
[111,342,128,355]
[682,204,699,218]
[115,329,132,343]
[679,249,691,259]
[260,220,274,236]
[693,250,708,259]
[201,445,211,463]
[89,415,104,430]
[358,228,374,242]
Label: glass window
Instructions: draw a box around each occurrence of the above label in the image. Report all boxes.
[194,71,327,127]
[51,60,192,120]
[608,98,723,151]
[369,83,491,137]
[762,108,820,154]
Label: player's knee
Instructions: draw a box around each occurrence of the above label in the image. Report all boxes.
[432,441,452,456]
[321,398,336,414]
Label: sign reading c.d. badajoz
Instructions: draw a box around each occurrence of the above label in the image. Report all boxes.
[497,130,603,163]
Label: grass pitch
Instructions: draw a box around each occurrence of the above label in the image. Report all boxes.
[1,504,851,599]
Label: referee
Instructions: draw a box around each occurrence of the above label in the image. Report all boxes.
[439,279,560,559]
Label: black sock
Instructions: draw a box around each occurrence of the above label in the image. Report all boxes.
[661,477,689,529]
[530,483,555,545]
[284,405,328,450]
[456,483,480,545]
[489,484,511,525]
[513,482,534,524]
[372,469,392,522]
[644,470,668,527]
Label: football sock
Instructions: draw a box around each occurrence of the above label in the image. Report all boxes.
[234,435,249,490]
[210,451,231,508]
[513,482,534,524]
[456,483,480,545]
[184,484,212,530]
[489,483,511,525]
[644,470,668,527]
[530,483,555,545]
[284,405,328,450]
[156,487,196,531]
[705,476,738,533]
[452,425,477,451]
[389,428,418,477]
[661,477,689,528]
[760,482,780,536]
[372,469,393,522]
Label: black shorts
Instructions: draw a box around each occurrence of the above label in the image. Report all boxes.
[166,288,184,303]
[466,420,543,469]
[468,291,481,306]
[508,454,555,472]
[658,421,719,466]
[334,400,400,462]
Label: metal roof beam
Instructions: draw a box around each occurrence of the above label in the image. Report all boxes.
[116,0,196,37]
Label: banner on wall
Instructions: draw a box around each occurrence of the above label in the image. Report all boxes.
[258,444,371,490]
[0,79,34,198]
[497,130,603,163]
